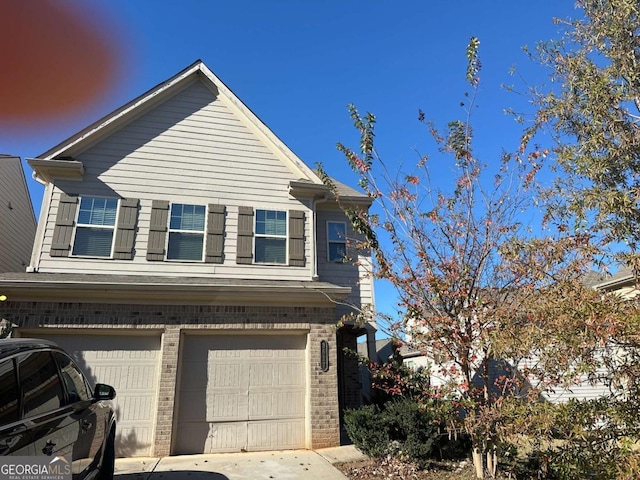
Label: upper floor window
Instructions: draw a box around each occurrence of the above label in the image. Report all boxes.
[327,221,347,262]
[72,197,118,257]
[255,209,287,264]
[167,203,206,261]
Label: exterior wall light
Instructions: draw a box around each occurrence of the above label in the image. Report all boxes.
[320,340,329,372]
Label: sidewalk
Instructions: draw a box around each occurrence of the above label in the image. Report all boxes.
[114,445,366,479]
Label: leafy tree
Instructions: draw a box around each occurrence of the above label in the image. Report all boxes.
[520,0,640,257]
[319,37,622,478]
[515,3,640,476]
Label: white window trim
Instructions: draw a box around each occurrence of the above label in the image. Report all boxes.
[327,220,347,263]
[165,202,207,262]
[254,209,288,265]
[70,196,119,259]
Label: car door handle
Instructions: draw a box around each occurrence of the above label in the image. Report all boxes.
[82,420,93,432]
[42,440,56,456]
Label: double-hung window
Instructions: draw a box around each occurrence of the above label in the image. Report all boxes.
[327,221,347,262]
[72,197,118,257]
[255,209,287,264]
[167,203,206,261]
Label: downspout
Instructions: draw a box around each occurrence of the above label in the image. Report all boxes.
[311,193,329,280]
[27,172,52,273]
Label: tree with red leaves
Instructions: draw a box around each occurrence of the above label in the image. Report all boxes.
[319,36,634,478]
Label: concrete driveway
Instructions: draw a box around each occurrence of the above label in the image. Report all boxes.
[114,446,365,480]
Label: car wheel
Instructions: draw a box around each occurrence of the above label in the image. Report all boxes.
[98,429,115,480]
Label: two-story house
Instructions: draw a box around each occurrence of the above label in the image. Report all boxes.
[0,154,37,336]
[0,61,377,457]
[0,155,37,273]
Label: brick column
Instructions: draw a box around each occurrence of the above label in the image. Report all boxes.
[153,325,181,456]
[309,322,341,448]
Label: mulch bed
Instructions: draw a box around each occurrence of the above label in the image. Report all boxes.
[335,456,480,480]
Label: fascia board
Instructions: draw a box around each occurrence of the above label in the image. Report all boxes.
[39,62,205,160]
[0,280,351,306]
[27,158,84,183]
[595,275,636,291]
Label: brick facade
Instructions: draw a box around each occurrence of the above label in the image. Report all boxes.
[3,301,341,456]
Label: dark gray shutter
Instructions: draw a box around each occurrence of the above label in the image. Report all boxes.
[205,204,226,263]
[50,193,78,257]
[236,206,254,264]
[147,200,169,261]
[289,210,306,267]
[113,198,139,260]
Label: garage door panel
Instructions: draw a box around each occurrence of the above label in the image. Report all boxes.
[273,390,305,417]
[207,390,248,421]
[92,363,158,390]
[249,363,274,386]
[207,422,247,453]
[117,395,156,421]
[208,361,246,388]
[248,389,305,419]
[247,420,305,451]
[276,363,305,386]
[176,334,306,453]
[28,332,161,457]
[174,421,247,455]
[249,361,304,387]
[248,392,272,417]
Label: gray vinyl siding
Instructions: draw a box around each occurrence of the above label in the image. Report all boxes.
[516,356,612,403]
[0,157,36,272]
[316,206,374,315]
[35,80,312,280]
[407,353,612,403]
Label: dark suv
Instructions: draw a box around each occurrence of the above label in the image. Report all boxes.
[0,338,117,479]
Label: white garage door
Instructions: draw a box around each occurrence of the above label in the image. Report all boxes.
[175,334,307,454]
[27,332,161,457]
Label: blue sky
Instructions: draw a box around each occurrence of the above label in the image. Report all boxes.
[1,1,582,327]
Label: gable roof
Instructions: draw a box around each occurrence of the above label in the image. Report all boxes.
[30,60,324,186]
[592,266,635,291]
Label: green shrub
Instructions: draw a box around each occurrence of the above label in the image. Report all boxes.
[384,399,440,467]
[344,399,472,467]
[343,404,390,458]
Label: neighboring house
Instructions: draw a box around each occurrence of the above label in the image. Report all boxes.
[397,272,622,402]
[357,337,396,402]
[0,155,36,272]
[592,266,636,298]
[0,60,377,457]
